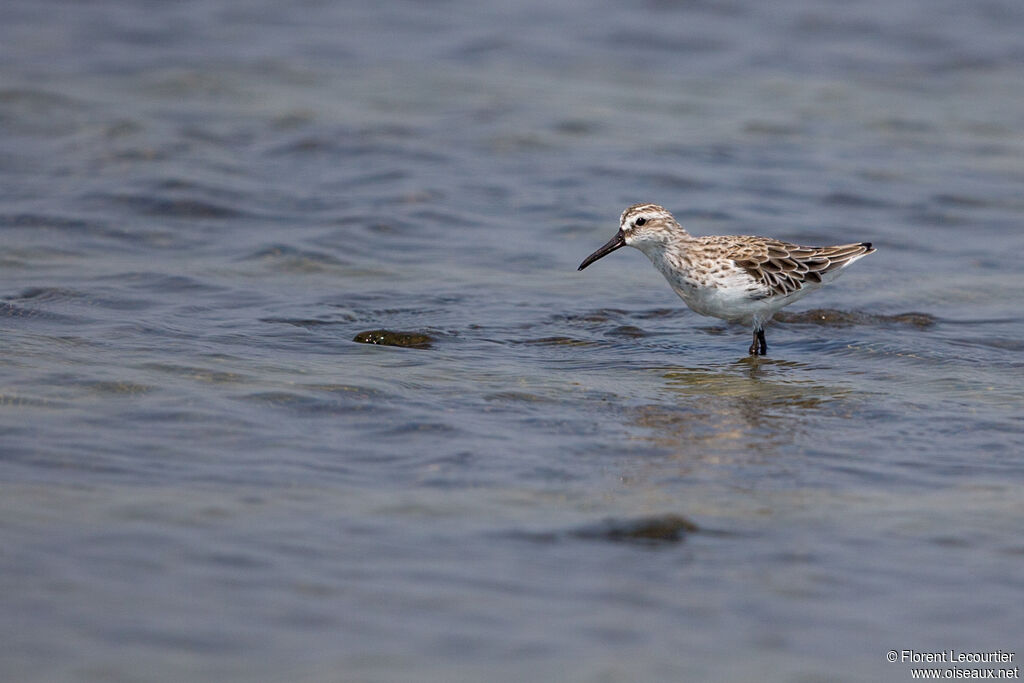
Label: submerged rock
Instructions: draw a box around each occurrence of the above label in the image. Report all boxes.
[572,514,699,544]
[606,324,649,338]
[519,336,596,347]
[353,329,434,349]
[774,308,936,327]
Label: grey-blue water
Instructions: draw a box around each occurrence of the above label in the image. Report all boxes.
[2,1,1023,681]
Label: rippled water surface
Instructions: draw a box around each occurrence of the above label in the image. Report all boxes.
[2,1,1024,681]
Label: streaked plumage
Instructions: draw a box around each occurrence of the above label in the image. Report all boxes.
[578,203,875,355]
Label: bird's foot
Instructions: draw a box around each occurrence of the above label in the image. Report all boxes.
[749,328,767,356]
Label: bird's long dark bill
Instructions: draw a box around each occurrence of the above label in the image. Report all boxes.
[578,230,625,270]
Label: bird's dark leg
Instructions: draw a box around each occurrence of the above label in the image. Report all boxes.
[749,326,767,356]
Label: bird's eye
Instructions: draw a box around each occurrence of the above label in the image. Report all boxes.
[635,217,647,227]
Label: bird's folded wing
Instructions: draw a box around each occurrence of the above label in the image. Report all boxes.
[728,238,874,297]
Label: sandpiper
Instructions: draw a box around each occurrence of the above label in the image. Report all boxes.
[578,203,875,355]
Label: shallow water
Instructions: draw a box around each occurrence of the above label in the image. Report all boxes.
[2,0,1024,681]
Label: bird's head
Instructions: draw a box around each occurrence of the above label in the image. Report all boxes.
[578,204,686,270]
